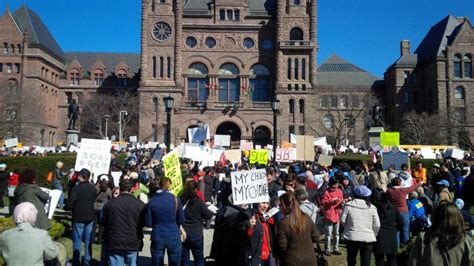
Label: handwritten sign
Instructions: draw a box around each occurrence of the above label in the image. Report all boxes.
[276,148,296,162]
[4,138,18,148]
[250,150,268,165]
[281,141,293,149]
[318,154,333,166]
[380,132,400,146]
[231,169,269,205]
[214,135,231,147]
[224,149,242,164]
[74,138,112,183]
[162,150,183,196]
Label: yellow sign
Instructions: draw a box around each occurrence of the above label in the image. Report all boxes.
[17,143,23,148]
[249,150,268,165]
[162,150,183,196]
[380,132,400,146]
[281,141,293,149]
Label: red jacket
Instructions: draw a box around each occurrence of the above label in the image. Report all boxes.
[322,188,344,223]
[8,173,19,186]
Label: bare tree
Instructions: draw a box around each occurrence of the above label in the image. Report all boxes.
[400,111,444,145]
[80,89,140,140]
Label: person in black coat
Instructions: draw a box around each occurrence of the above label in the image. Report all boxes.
[180,181,214,266]
[372,190,404,266]
[0,163,9,208]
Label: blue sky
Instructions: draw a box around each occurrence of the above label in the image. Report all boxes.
[2,0,473,77]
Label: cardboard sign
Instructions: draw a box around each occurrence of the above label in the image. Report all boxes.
[382,152,409,171]
[224,149,242,164]
[231,169,269,205]
[275,148,296,162]
[4,138,18,148]
[40,188,62,219]
[318,154,333,166]
[250,150,268,165]
[296,135,315,161]
[74,138,112,183]
[162,150,183,196]
[380,132,400,146]
[214,135,231,147]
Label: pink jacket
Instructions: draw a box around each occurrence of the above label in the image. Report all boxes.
[322,188,344,223]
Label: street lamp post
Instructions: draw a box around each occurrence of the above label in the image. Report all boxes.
[118,110,128,143]
[163,95,174,152]
[104,115,110,140]
[271,99,280,164]
[250,121,255,148]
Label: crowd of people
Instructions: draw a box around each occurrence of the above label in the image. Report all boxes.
[0,146,473,266]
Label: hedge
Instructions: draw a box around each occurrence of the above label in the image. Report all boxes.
[332,154,443,170]
[0,216,65,240]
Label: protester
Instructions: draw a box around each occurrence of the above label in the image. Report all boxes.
[321,178,343,255]
[399,164,413,188]
[66,168,97,266]
[180,181,214,266]
[102,178,145,266]
[435,179,453,205]
[295,187,318,224]
[276,192,319,266]
[341,185,380,266]
[408,191,427,236]
[0,163,9,209]
[146,177,185,266]
[249,201,277,265]
[0,202,58,265]
[368,163,389,191]
[372,190,404,266]
[412,162,427,185]
[52,161,67,209]
[7,168,20,215]
[93,175,112,244]
[408,202,473,265]
[14,169,51,230]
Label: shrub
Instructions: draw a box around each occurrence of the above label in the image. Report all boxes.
[0,216,66,240]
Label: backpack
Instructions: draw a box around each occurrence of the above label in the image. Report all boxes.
[139,170,149,184]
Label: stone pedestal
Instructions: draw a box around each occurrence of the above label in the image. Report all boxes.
[65,129,80,146]
[368,127,384,147]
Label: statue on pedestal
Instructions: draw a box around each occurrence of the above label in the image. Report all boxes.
[67,99,80,130]
[370,105,383,127]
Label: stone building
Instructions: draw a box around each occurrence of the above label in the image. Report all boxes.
[0,2,386,148]
[385,15,474,146]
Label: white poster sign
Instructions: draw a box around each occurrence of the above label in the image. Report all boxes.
[231,169,269,205]
[74,138,112,183]
[111,171,122,187]
[275,148,296,162]
[40,188,62,219]
[5,138,18,148]
[420,148,436,159]
[210,148,224,162]
[314,137,327,146]
[223,149,242,164]
[129,136,137,142]
[214,135,231,147]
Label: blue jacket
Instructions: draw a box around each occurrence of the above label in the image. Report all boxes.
[146,190,185,241]
[408,199,425,219]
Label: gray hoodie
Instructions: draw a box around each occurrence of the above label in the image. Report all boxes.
[341,199,380,242]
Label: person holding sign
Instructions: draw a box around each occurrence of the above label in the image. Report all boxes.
[276,192,319,266]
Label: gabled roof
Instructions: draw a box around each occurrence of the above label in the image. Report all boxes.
[11,4,64,61]
[183,0,212,16]
[64,52,140,77]
[183,0,276,16]
[317,54,381,88]
[248,0,276,15]
[414,15,462,62]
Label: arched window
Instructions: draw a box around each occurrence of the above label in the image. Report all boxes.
[289,27,304,41]
[70,69,80,86]
[299,99,305,114]
[323,114,334,129]
[187,63,209,101]
[152,56,157,78]
[289,99,294,114]
[3,43,8,54]
[93,69,104,86]
[464,54,472,78]
[454,86,465,99]
[249,64,271,101]
[117,69,127,86]
[454,54,462,78]
[218,63,240,102]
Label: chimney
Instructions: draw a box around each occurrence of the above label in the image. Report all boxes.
[400,40,410,56]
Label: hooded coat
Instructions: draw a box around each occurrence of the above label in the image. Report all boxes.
[373,201,404,254]
[341,198,380,243]
[14,183,51,230]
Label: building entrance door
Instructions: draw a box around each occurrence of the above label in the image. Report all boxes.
[254,126,271,147]
[216,122,241,144]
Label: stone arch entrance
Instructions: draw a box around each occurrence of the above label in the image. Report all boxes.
[254,126,271,147]
[216,122,241,141]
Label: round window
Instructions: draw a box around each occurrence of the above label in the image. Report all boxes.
[205,37,216,48]
[152,21,172,42]
[262,39,272,49]
[186,36,197,48]
[243,38,255,49]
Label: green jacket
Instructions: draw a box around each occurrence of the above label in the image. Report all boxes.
[0,223,57,265]
[14,183,51,230]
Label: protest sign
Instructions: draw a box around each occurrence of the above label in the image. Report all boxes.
[162,150,183,196]
[224,149,242,164]
[275,148,296,162]
[111,171,122,186]
[318,154,333,166]
[231,169,269,205]
[296,135,315,161]
[4,138,18,148]
[74,138,112,183]
[188,124,210,143]
[420,148,436,159]
[214,135,231,147]
[40,188,62,219]
[129,136,137,142]
[241,141,253,151]
[382,152,409,171]
[281,141,293,149]
[250,149,268,165]
[290,134,297,144]
[314,137,327,146]
[445,148,465,160]
[210,148,224,162]
[380,132,400,146]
